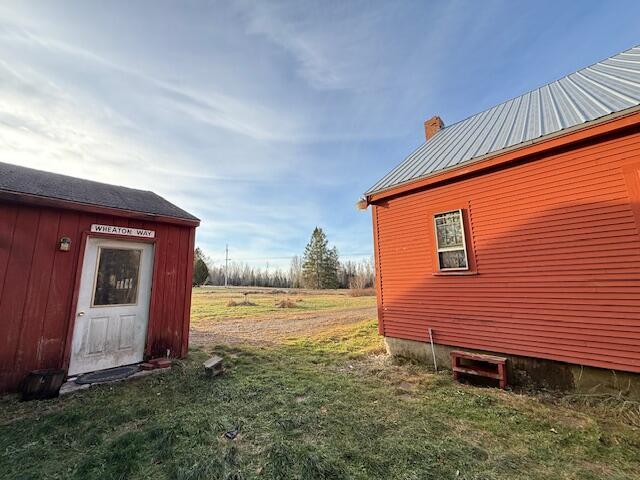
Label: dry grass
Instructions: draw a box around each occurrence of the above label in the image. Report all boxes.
[349,288,376,297]
[226,299,258,307]
[555,393,640,428]
[275,298,298,308]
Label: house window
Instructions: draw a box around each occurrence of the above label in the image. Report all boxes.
[434,210,469,271]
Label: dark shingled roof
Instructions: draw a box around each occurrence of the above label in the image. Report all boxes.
[0,161,199,223]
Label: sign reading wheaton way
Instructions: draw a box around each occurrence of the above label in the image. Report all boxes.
[91,224,156,238]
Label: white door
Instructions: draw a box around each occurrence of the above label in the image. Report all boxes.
[68,237,154,375]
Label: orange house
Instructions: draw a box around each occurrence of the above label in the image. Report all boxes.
[365,45,640,393]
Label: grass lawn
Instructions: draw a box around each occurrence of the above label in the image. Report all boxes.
[1,304,639,479]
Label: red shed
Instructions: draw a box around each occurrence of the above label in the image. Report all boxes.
[0,162,199,393]
[366,45,640,392]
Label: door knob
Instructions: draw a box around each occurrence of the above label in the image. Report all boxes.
[77,311,85,317]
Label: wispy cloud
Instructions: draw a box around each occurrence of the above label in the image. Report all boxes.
[1,0,639,268]
[0,8,333,267]
[238,1,390,92]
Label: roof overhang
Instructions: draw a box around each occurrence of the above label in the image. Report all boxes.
[366,106,640,205]
[0,189,201,227]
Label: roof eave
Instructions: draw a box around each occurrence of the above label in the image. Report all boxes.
[366,105,640,204]
[0,189,201,227]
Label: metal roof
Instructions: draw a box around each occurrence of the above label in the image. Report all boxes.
[0,161,200,223]
[367,44,640,195]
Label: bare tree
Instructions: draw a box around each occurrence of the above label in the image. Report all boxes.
[289,255,303,288]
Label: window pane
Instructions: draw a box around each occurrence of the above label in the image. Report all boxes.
[439,250,468,269]
[435,211,464,248]
[93,249,141,306]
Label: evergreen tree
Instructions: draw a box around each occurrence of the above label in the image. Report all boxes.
[302,227,339,289]
[193,259,209,286]
[192,247,210,286]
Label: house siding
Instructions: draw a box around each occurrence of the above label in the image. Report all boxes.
[0,202,196,393]
[373,129,640,373]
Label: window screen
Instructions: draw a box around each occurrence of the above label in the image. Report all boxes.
[92,248,142,306]
[434,210,469,270]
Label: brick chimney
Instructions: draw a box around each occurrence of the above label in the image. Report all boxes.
[424,116,444,141]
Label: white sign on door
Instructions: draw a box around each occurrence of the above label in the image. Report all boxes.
[91,224,155,238]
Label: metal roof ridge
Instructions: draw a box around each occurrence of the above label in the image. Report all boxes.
[365,43,640,196]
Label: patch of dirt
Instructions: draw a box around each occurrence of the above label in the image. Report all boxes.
[190,306,377,346]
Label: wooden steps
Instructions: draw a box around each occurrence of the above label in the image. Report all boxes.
[451,350,507,389]
[203,355,224,377]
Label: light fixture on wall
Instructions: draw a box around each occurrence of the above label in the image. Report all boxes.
[59,237,71,252]
[355,197,368,210]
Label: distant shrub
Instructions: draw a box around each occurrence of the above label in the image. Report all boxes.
[275,298,298,308]
[227,297,257,307]
[349,288,376,297]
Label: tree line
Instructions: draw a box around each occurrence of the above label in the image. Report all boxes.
[193,227,375,289]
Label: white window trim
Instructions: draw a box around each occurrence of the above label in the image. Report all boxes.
[433,209,469,271]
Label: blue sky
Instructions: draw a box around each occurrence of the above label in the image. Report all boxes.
[1,1,639,269]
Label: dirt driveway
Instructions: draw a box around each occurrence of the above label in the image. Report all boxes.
[190,305,376,347]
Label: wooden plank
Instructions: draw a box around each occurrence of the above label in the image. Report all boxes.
[451,350,506,363]
[371,206,385,335]
[452,366,502,380]
[203,355,224,377]
[162,225,181,355]
[0,207,40,383]
[0,204,19,392]
[172,227,189,355]
[146,223,168,358]
[203,355,223,369]
[40,211,80,369]
[15,210,60,373]
[0,205,18,297]
[180,227,196,357]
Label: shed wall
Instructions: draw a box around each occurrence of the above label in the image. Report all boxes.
[0,202,195,393]
[373,128,640,373]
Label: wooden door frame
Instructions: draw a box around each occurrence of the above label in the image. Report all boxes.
[61,231,157,374]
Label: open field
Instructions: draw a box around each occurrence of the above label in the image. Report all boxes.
[191,286,377,321]
[1,289,639,479]
[190,287,377,346]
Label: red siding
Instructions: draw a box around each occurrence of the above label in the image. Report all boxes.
[0,202,196,393]
[373,128,640,373]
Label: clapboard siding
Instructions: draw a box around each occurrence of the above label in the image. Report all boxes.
[0,202,196,393]
[374,128,640,373]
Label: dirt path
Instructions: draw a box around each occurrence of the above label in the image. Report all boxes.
[190,306,377,347]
